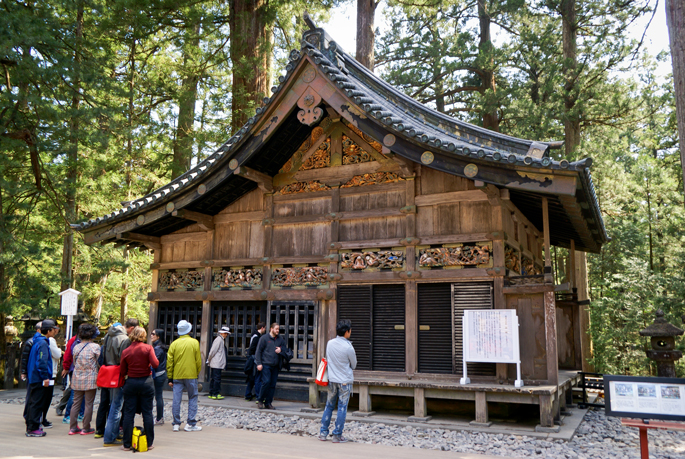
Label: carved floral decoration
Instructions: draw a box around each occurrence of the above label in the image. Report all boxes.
[342,135,374,164]
[418,245,491,268]
[346,123,383,152]
[301,137,330,170]
[279,124,328,174]
[275,180,331,195]
[272,266,328,287]
[158,270,204,291]
[341,172,403,188]
[522,256,542,275]
[340,250,405,270]
[505,246,520,273]
[212,267,262,289]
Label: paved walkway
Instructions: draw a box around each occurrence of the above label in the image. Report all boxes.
[0,402,505,459]
[0,387,588,441]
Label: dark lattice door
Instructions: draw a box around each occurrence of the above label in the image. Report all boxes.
[417,283,453,374]
[157,302,203,345]
[337,285,372,370]
[453,282,496,376]
[372,284,405,372]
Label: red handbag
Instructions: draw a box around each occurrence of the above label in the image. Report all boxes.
[315,358,328,386]
[96,365,121,388]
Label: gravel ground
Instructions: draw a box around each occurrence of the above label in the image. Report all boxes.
[3,394,684,458]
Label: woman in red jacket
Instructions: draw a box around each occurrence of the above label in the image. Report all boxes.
[119,327,159,451]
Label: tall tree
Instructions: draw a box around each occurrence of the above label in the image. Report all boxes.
[61,0,85,293]
[230,0,273,132]
[664,0,685,202]
[357,0,378,70]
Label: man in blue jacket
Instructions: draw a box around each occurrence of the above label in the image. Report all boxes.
[25,319,59,437]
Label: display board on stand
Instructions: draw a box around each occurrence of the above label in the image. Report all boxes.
[59,288,81,341]
[460,309,523,387]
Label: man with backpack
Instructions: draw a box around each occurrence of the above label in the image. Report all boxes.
[244,322,265,401]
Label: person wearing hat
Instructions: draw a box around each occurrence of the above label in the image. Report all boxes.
[167,320,202,432]
[25,319,59,437]
[207,326,230,400]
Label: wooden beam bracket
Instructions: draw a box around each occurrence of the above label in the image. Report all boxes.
[399,271,422,279]
[235,166,274,193]
[316,289,336,300]
[400,205,417,214]
[171,209,215,231]
[400,237,421,246]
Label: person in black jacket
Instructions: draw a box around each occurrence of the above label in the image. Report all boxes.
[150,329,167,425]
[254,323,290,410]
[20,322,42,422]
[244,322,265,401]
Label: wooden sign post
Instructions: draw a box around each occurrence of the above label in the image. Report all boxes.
[58,288,80,341]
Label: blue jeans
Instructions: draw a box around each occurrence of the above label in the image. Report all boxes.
[153,375,167,422]
[172,379,198,426]
[245,370,262,398]
[103,387,124,444]
[320,382,352,437]
[258,365,279,405]
[64,384,84,419]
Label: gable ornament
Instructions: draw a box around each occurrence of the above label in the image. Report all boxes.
[297,86,323,126]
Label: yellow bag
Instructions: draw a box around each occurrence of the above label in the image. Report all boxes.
[132,426,148,452]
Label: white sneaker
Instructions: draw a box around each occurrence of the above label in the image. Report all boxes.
[173,425,180,432]
[184,424,202,432]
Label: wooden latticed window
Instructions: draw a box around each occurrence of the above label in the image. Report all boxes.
[157,302,202,345]
[269,302,317,363]
[337,284,405,372]
[211,301,267,357]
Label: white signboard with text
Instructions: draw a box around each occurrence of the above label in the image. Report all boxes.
[59,288,81,341]
[605,375,685,421]
[461,309,523,387]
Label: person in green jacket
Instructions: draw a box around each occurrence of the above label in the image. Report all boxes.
[167,320,202,432]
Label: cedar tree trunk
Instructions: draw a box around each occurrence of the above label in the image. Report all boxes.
[230,0,272,133]
[665,0,685,202]
[356,0,377,70]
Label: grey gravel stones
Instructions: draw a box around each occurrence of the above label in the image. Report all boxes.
[2,395,684,458]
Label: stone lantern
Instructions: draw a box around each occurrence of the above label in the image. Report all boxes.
[639,309,684,377]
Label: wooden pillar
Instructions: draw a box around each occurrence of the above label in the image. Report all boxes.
[544,290,559,386]
[263,193,274,258]
[405,280,417,375]
[354,384,375,416]
[569,239,576,291]
[408,387,431,421]
[576,251,595,372]
[309,382,322,408]
[199,300,212,382]
[541,197,552,283]
[148,251,161,343]
[470,391,492,427]
[538,394,555,429]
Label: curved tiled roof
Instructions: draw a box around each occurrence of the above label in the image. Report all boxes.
[73,25,608,250]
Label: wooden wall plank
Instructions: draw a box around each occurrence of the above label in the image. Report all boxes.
[459,201,492,234]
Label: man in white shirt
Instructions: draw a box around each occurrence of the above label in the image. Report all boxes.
[319,319,356,443]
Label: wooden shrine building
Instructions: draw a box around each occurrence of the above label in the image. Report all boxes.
[74,25,608,431]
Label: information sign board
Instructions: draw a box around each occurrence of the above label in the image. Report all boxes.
[604,375,685,422]
[461,309,523,387]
